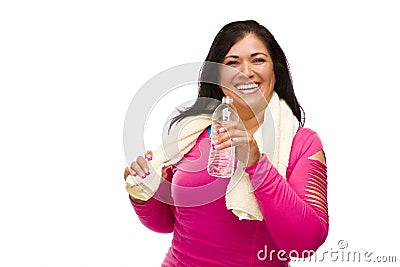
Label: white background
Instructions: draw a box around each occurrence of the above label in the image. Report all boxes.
[1,0,399,266]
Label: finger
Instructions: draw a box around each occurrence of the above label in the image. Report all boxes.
[137,156,150,176]
[216,126,226,135]
[124,167,131,180]
[215,121,246,137]
[230,136,252,146]
[213,120,240,133]
[215,129,245,145]
[213,138,233,150]
[215,131,231,145]
[218,121,244,132]
[214,133,252,150]
[124,167,138,179]
[130,161,147,178]
[145,150,153,161]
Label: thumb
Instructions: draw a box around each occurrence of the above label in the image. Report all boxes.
[145,150,153,161]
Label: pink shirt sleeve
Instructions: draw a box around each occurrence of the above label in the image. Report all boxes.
[130,196,175,233]
[245,128,328,254]
[130,174,175,234]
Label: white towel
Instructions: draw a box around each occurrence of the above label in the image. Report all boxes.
[126,91,299,221]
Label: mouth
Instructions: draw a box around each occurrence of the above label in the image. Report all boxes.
[234,83,260,94]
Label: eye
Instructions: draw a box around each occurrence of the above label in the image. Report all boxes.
[252,58,266,64]
[225,61,239,66]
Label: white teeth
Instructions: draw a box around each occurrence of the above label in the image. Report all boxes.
[236,84,258,90]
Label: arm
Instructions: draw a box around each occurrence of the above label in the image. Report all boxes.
[245,129,328,254]
[130,193,175,234]
[129,166,175,234]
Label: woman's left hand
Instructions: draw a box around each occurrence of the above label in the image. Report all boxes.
[212,121,261,167]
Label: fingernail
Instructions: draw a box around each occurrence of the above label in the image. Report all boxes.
[141,175,146,178]
[147,157,152,161]
[133,173,137,177]
[217,129,220,134]
[212,144,215,150]
[145,172,150,175]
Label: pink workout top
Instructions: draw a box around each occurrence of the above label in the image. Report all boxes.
[131,126,328,266]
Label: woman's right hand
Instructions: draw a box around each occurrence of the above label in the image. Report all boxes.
[124,150,153,180]
[124,150,153,204]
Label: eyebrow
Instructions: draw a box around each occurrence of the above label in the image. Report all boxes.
[224,52,269,59]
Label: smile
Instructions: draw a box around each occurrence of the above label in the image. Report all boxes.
[235,83,260,94]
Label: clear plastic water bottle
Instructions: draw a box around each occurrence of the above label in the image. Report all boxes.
[207,96,239,178]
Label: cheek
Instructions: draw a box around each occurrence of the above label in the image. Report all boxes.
[270,73,276,88]
[265,74,275,101]
[221,86,231,97]
[259,67,275,89]
[220,87,243,106]
[219,66,239,88]
[257,67,275,102]
[261,66,275,82]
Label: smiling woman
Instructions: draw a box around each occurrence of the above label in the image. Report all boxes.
[220,34,276,130]
[223,37,275,97]
[124,20,328,266]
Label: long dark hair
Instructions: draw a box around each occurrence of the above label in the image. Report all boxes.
[169,20,304,131]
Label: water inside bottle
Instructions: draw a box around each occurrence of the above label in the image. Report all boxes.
[207,121,235,178]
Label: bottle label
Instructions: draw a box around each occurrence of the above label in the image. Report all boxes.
[222,108,231,123]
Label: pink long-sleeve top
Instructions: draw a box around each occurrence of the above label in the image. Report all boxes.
[131,126,328,266]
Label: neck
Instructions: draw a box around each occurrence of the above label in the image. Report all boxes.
[240,110,265,135]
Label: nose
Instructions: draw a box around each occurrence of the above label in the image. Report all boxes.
[239,62,254,78]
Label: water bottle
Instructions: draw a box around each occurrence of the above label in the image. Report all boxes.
[207,96,239,178]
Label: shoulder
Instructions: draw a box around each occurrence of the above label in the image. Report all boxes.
[169,114,212,138]
[291,126,324,159]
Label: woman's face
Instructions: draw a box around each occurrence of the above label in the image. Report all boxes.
[220,33,275,120]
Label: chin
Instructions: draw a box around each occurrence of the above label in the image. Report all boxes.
[236,93,269,111]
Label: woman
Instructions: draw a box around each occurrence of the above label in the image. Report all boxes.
[124,20,328,266]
